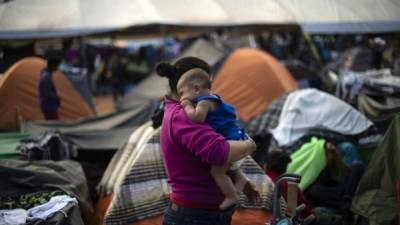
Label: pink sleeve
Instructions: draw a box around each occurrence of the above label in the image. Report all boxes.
[172,110,229,165]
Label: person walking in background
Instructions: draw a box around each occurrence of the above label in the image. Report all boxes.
[39,50,61,120]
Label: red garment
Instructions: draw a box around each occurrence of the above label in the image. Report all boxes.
[265,168,313,217]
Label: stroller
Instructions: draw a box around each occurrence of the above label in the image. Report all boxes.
[267,174,315,225]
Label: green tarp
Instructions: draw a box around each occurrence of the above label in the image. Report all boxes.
[0,133,30,159]
[286,137,327,190]
[351,114,400,225]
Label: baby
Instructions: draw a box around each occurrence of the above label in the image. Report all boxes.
[177,68,257,209]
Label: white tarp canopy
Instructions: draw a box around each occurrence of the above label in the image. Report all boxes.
[0,0,295,39]
[277,0,400,34]
[1,0,399,40]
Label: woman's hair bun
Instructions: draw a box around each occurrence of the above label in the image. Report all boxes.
[156,62,175,78]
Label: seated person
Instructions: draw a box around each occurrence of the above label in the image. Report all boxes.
[305,142,365,224]
[265,150,314,218]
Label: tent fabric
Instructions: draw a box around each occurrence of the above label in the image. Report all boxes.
[0,57,94,130]
[101,127,281,225]
[97,122,155,196]
[357,93,400,134]
[397,179,400,225]
[0,0,295,40]
[60,67,96,113]
[212,48,297,122]
[277,0,400,34]
[271,88,373,147]
[2,0,399,40]
[118,38,227,110]
[286,137,327,191]
[351,114,400,225]
[24,100,157,150]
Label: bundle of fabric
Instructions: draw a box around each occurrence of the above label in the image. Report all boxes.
[98,123,281,225]
[17,131,77,161]
[336,69,400,102]
[327,47,374,73]
[334,69,400,133]
[269,89,381,151]
[0,195,82,225]
[0,160,92,224]
[352,114,400,225]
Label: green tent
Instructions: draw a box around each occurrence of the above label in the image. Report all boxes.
[351,114,400,225]
[0,133,30,159]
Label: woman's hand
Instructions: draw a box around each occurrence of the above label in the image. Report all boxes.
[244,137,257,154]
[227,137,256,162]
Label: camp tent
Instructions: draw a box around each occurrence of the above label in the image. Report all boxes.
[212,48,297,122]
[0,57,94,130]
[352,114,400,225]
[117,38,227,110]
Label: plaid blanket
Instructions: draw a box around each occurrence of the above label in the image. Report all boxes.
[103,130,280,225]
[245,94,288,137]
[97,122,155,196]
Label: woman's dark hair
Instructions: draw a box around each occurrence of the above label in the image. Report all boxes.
[266,150,292,174]
[156,57,211,93]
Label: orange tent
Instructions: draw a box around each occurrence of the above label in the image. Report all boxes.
[0,57,94,130]
[212,48,297,122]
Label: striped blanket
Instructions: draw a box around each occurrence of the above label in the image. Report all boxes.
[102,128,279,225]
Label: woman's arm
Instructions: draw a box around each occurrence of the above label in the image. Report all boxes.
[226,138,256,163]
[181,99,211,123]
[173,109,255,166]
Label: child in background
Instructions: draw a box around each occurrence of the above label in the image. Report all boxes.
[177,68,259,210]
[265,150,314,218]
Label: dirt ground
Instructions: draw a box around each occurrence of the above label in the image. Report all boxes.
[93,95,115,116]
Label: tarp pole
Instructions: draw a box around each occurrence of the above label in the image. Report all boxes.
[302,32,323,67]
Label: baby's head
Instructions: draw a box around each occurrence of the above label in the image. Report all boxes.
[176,68,211,101]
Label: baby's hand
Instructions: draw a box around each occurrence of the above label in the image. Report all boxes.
[180,98,192,108]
